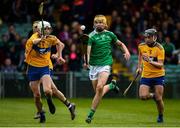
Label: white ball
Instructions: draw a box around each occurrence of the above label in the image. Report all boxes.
[80,25,86,30]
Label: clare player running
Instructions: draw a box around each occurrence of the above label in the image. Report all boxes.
[25,21,75,123]
[29,21,76,122]
[85,15,130,123]
[137,28,165,123]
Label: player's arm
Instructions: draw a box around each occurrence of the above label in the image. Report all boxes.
[32,35,46,45]
[56,39,64,57]
[54,39,65,63]
[116,40,131,60]
[24,39,33,62]
[143,48,164,68]
[150,48,164,68]
[86,45,91,65]
[32,38,42,44]
[142,54,164,68]
[149,59,164,68]
[142,55,164,68]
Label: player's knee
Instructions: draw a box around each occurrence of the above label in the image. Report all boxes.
[96,86,103,93]
[33,92,41,98]
[52,86,58,94]
[44,89,52,96]
[34,94,41,103]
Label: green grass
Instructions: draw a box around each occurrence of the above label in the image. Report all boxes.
[0,98,180,127]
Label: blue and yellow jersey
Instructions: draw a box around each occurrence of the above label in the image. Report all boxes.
[25,33,59,67]
[138,42,165,78]
[49,60,53,70]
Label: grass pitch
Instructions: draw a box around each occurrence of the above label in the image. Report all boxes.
[0,98,180,127]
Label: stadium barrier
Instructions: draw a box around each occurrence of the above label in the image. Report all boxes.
[0,71,135,98]
[0,68,180,99]
[0,72,5,98]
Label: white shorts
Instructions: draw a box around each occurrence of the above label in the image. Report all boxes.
[89,65,111,80]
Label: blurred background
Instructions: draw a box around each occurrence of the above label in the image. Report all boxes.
[0,0,180,99]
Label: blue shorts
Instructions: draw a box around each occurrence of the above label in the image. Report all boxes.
[27,65,50,81]
[50,69,53,77]
[140,76,165,87]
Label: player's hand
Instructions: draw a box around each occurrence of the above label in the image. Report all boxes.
[83,63,89,70]
[142,54,150,62]
[136,68,142,74]
[40,35,47,42]
[51,54,58,59]
[41,35,47,39]
[56,56,66,64]
[123,51,131,61]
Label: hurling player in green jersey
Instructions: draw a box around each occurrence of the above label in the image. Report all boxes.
[85,15,130,124]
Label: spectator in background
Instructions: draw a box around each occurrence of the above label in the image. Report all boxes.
[7,24,20,43]
[68,43,81,71]
[58,24,71,42]
[17,37,27,71]
[121,26,136,54]
[5,25,21,66]
[0,0,180,71]
[12,0,28,23]
[1,58,17,73]
[0,58,17,80]
[161,21,172,37]
[52,21,63,37]
[173,49,180,64]
[6,43,20,66]
[162,36,176,64]
[110,15,123,38]
[157,31,164,43]
[0,34,9,64]
[173,22,180,49]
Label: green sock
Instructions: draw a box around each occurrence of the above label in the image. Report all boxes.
[87,109,95,118]
[108,82,115,90]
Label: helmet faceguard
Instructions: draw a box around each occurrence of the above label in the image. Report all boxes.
[144,28,157,37]
[37,21,52,35]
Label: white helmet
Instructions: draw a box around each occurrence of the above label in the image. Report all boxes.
[37,21,51,30]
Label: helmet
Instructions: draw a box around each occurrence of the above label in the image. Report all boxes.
[93,15,107,27]
[32,21,40,33]
[37,21,51,30]
[33,21,39,28]
[144,28,157,37]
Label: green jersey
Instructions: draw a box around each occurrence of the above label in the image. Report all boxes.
[88,30,118,66]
